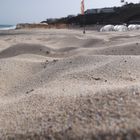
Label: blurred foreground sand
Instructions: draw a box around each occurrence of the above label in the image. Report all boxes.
[0,29,140,139]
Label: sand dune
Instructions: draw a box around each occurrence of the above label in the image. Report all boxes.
[0,43,52,58]
[0,29,140,139]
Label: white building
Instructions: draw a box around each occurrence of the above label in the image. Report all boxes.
[100,8,115,13]
[85,9,97,14]
[85,8,115,15]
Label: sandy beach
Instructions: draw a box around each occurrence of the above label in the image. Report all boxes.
[0,29,140,139]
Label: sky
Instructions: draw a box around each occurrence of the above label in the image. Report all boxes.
[0,0,139,24]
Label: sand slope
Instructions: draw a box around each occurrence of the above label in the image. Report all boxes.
[0,29,140,139]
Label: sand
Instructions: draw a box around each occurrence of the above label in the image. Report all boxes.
[0,29,140,139]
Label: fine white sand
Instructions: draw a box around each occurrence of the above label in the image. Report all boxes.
[0,29,140,139]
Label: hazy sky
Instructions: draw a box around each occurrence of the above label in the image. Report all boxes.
[0,0,139,24]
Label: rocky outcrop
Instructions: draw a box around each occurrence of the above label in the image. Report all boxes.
[16,23,68,29]
[16,23,48,29]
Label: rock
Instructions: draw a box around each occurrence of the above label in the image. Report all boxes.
[114,25,128,32]
[100,25,115,32]
[128,24,140,31]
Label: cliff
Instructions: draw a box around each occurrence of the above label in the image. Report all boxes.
[16,23,68,29]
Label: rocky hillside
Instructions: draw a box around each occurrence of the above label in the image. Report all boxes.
[43,3,140,26]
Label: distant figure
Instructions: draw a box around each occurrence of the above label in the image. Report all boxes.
[83,30,85,34]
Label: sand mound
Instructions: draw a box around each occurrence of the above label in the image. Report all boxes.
[90,42,140,55]
[0,29,140,139]
[0,43,52,58]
